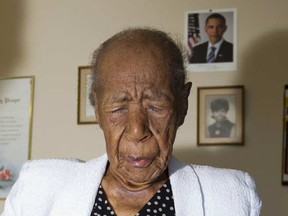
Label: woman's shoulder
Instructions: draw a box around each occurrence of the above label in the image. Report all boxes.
[22,158,84,174]
[192,164,249,184]
[20,154,107,177]
[169,157,261,214]
[189,163,259,199]
[170,156,256,188]
[192,163,246,176]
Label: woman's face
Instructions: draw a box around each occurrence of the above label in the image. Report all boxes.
[94,43,182,187]
[212,109,227,122]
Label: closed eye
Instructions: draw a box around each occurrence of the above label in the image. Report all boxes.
[147,105,162,113]
[111,108,128,114]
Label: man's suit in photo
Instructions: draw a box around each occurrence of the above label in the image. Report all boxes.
[190,40,233,63]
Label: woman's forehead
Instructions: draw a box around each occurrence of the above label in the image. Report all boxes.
[98,43,169,81]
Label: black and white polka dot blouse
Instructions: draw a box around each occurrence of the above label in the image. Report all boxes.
[90,179,176,216]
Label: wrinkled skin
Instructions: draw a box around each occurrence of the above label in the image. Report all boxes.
[205,18,227,45]
[93,40,191,215]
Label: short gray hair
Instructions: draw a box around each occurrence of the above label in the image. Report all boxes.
[90,27,188,105]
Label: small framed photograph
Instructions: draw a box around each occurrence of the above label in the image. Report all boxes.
[282,85,288,185]
[197,86,244,145]
[77,66,97,124]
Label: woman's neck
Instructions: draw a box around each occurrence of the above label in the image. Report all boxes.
[100,168,169,216]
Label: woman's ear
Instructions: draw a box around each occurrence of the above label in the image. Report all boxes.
[92,91,101,126]
[183,82,192,99]
[177,82,192,127]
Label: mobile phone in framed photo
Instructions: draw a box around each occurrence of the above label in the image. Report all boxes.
[77,66,97,124]
[282,85,288,185]
[197,86,244,145]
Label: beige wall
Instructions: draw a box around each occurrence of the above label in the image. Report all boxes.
[1,0,288,215]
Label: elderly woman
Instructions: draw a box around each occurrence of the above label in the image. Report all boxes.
[2,28,261,216]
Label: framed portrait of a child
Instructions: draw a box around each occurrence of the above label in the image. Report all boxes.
[197,86,244,145]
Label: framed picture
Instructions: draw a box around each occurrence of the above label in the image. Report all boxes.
[197,86,244,145]
[185,8,237,72]
[77,66,97,124]
[282,85,288,185]
[0,76,34,199]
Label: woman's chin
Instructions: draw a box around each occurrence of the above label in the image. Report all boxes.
[119,169,168,190]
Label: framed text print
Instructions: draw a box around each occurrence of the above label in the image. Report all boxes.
[0,76,34,199]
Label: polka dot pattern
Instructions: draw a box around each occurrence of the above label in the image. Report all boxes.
[90,179,175,216]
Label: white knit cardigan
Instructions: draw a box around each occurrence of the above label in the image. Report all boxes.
[2,154,262,216]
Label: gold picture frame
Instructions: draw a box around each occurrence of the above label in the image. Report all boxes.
[197,86,244,145]
[77,66,97,124]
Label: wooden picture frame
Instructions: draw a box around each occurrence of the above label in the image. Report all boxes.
[0,76,34,199]
[197,86,244,145]
[77,66,97,124]
[282,85,288,185]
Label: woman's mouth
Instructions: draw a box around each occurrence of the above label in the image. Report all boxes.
[127,156,153,168]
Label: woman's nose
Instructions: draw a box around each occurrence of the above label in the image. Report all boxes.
[126,106,151,143]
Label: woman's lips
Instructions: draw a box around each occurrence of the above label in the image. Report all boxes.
[127,156,153,168]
